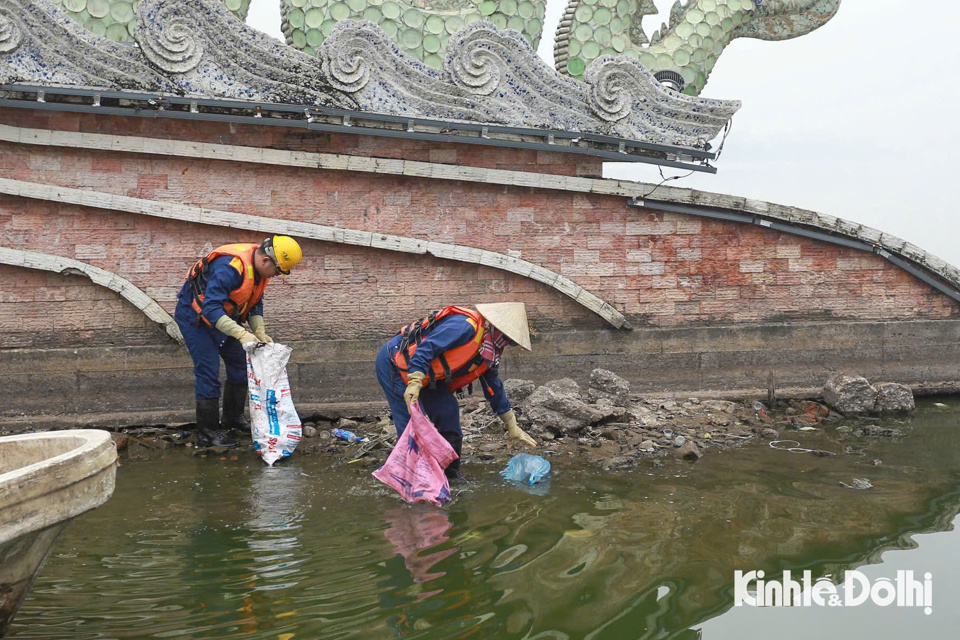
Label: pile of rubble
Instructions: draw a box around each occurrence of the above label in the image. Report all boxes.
[277,368,783,470]
[487,369,840,471]
[452,368,920,471]
[110,369,920,472]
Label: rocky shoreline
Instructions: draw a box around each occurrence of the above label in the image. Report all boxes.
[107,370,920,476]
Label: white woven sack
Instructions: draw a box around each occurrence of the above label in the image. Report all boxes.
[245,342,302,465]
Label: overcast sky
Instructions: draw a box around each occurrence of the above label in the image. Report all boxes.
[246,1,960,268]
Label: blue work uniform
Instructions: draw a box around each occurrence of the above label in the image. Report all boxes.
[175,256,264,400]
[375,314,511,437]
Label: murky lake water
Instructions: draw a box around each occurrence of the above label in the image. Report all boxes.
[10,399,960,639]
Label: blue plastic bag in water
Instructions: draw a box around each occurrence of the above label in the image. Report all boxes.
[501,454,551,485]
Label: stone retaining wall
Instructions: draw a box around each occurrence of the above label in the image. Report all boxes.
[4,319,960,419]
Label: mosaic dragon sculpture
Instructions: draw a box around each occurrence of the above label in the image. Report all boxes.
[280,0,840,88]
[36,0,839,94]
[279,0,548,64]
[555,0,841,94]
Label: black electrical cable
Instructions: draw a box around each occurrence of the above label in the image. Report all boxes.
[642,165,696,199]
[713,119,733,161]
[641,118,731,199]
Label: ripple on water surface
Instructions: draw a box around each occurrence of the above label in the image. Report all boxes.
[12,399,960,638]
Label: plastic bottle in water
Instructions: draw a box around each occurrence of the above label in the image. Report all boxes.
[332,428,365,443]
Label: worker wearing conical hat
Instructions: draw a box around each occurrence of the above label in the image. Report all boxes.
[375,302,537,482]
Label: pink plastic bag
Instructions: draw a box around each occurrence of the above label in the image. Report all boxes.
[372,403,458,506]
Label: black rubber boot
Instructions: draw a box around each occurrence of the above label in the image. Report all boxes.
[196,397,238,448]
[442,432,470,483]
[221,382,249,433]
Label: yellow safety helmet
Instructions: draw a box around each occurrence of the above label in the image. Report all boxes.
[262,235,302,275]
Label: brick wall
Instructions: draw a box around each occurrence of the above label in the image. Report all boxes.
[0,109,958,417]
[1,109,954,353]
[0,263,162,349]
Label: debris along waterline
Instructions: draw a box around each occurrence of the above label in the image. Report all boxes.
[106,369,920,475]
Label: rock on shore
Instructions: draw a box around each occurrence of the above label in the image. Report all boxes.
[822,374,915,415]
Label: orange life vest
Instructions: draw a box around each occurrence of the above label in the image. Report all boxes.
[392,306,489,391]
[186,243,268,328]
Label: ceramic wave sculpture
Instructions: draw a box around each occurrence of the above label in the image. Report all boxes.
[321,20,739,145]
[30,0,549,70]
[0,0,355,106]
[0,0,739,146]
[40,0,250,43]
[0,0,175,89]
[555,0,841,94]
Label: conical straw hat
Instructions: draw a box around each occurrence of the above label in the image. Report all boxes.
[475,302,532,351]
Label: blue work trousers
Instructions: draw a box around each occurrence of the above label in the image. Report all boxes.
[175,303,247,401]
[375,335,461,438]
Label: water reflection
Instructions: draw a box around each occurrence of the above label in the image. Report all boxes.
[11,400,960,639]
[243,466,307,591]
[382,505,457,596]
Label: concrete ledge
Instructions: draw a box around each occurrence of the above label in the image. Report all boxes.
[3,318,959,422]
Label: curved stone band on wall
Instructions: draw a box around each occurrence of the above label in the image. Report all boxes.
[0,178,631,329]
[2,122,955,298]
[0,245,183,343]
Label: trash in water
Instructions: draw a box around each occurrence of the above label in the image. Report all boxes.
[501,454,551,485]
[332,428,366,443]
[839,478,874,490]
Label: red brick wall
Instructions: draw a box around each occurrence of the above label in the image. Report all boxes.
[0,263,162,349]
[0,109,955,353]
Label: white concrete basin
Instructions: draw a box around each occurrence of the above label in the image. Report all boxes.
[0,430,117,638]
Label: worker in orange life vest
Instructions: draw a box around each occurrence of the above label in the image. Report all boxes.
[375,302,537,482]
[175,236,302,448]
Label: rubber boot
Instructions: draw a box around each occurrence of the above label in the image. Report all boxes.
[221,382,249,434]
[442,432,469,483]
[196,397,238,448]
